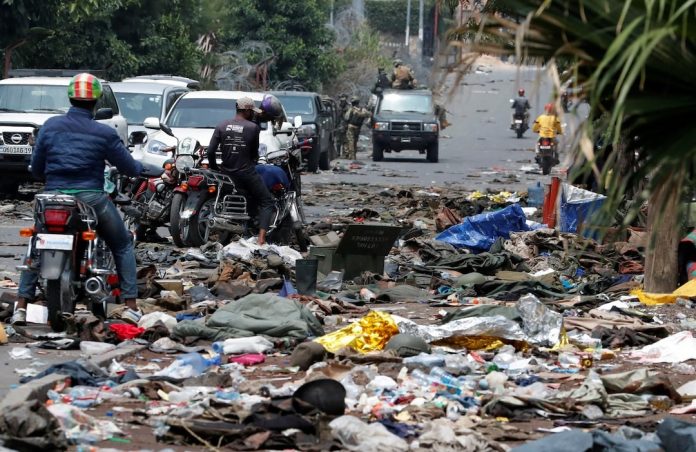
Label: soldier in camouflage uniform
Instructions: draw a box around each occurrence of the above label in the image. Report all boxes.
[334,94,349,157]
[344,96,371,160]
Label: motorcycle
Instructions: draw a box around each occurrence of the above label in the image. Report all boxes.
[561,91,572,113]
[16,168,134,331]
[172,118,311,251]
[119,125,196,247]
[511,113,528,138]
[536,137,559,175]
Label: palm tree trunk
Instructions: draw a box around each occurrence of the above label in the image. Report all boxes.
[644,172,683,293]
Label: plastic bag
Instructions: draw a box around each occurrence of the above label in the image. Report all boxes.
[435,204,530,252]
[314,311,399,354]
[329,415,409,452]
[109,323,145,341]
[212,336,274,355]
[317,271,344,292]
[138,311,178,331]
[516,293,563,346]
[80,341,116,355]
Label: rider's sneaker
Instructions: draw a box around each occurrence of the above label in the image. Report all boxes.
[11,308,26,326]
[121,308,143,325]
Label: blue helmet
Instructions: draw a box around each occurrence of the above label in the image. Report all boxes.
[261,94,283,119]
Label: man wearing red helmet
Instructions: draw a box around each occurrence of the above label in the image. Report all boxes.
[511,88,531,127]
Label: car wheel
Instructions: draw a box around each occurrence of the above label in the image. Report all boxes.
[372,143,384,162]
[307,144,320,172]
[426,142,439,163]
[319,150,330,171]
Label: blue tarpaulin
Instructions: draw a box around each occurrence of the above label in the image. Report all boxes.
[435,204,530,252]
[559,184,606,239]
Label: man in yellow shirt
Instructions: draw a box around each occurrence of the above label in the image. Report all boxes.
[532,103,563,138]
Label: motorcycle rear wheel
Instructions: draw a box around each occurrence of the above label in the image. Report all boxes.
[516,128,524,138]
[541,156,554,175]
[46,264,73,332]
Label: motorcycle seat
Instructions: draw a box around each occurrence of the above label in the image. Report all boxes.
[141,163,164,178]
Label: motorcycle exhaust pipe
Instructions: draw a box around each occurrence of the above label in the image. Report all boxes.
[85,277,106,296]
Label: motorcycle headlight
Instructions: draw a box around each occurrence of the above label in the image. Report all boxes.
[374,122,389,131]
[147,139,170,155]
[424,123,439,133]
[175,155,195,172]
[177,137,196,155]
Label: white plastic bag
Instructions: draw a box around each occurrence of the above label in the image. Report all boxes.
[329,415,409,452]
[211,336,274,355]
[138,311,178,331]
[80,341,116,355]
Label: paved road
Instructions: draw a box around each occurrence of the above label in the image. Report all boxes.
[304,59,573,191]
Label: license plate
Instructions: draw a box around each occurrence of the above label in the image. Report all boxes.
[540,146,551,150]
[400,137,411,143]
[0,145,32,155]
[36,234,74,250]
[514,120,522,124]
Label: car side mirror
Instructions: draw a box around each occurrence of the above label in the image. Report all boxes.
[128,131,148,146]
[293,115,303,128]
[143,117,161,129]
[95,108,113,120]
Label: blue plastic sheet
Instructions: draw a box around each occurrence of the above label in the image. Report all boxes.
[559,185,606,239]
[435,204,530,252]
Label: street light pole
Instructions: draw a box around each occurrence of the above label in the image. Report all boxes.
[405,0,411,47]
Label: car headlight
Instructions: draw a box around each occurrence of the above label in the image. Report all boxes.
[298,124,317,136]
[424,123,439,132]
[374,122,389,131]
[146,139,170,155]
[175,155,195,172]
[177,137,197,155]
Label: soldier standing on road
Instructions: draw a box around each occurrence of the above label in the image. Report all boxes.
[335,94,349,157]
[344,96,371,160]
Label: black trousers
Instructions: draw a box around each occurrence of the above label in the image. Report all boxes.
[232,170,274,230]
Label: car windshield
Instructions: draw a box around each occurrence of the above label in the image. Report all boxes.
[276,96,314,116]
[114,92,162,125]
[379,93,432,114]
[166,98,239,128]
[0,84,71,113]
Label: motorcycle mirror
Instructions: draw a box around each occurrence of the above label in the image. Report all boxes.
[95,108,113,120]
[160,123,175,137]
[128,131,147,146]
[293,115,303,128]
[143,117,161,130]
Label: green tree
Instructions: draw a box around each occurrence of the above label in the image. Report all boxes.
[219,0,339,90]
[456,0,696,292]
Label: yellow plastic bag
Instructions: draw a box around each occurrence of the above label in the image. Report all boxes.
[314,310,399,354]
[631,279,696,305]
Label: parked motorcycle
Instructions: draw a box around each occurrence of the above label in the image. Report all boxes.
[171,118,311,250]
[536,137,559,175]
[511,113,529,138]
[16,167,130,331]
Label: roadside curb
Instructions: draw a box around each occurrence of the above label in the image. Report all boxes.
[0,344,146,410]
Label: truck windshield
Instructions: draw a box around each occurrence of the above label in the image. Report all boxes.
[0,85,71,113]
[276,96,314,116]
[114,92,162,125]
[379,93,432,114]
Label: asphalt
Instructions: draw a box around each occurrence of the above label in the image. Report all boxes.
[0,59,582,407]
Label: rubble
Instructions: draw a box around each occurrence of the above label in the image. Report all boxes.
[2,181,696,450]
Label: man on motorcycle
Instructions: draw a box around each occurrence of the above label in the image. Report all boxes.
[511,88,531,127]
[391,59,416,90]
[344,96,371,160]
[532,103,563,160]
[207,97,274,245]
[12,73,144,325]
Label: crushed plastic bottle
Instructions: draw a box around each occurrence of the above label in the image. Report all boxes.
[558,352,581,368]
[175,353,221,374]
[403,353,446,367]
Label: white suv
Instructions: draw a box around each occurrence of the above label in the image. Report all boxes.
[0,76,128,195]
[139,90,292,168]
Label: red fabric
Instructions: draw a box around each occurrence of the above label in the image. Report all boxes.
[228,353,266,366]
[109,323,145,341]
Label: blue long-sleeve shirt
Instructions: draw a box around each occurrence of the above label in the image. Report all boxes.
[31,107,142,190]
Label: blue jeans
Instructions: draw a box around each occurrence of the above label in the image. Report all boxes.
[18,192,138,301]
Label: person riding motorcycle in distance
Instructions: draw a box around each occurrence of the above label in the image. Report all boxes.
[511,88,531,127]
[207,97,274,245]
[532,103,563,157]
[12,73,144,325]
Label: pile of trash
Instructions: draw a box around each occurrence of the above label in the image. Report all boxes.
[4,182,696,450]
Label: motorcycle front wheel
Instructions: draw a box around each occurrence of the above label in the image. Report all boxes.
[169,192,186,248]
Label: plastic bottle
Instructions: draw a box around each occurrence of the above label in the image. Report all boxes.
[403,353,446,367]
[410,368,435,386]
[527,181,545,207]
[175,353,221,375]
[430,367,462,387]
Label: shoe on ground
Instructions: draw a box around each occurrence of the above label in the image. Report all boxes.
[11,308,26,326]
[122,308,143,325]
